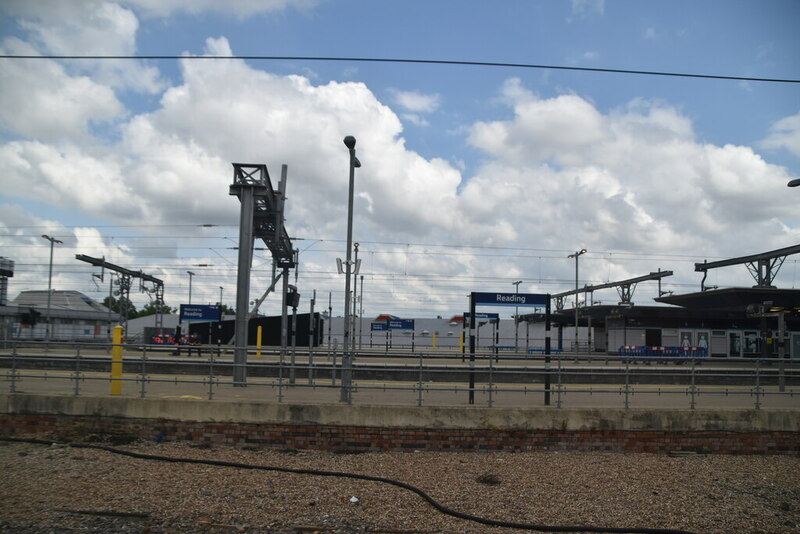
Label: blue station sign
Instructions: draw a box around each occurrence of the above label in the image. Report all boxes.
[463,312,500,320]
[180,304,222,322]
[371,322,388,332]
[471,292,549,307]
[388,319,415,330]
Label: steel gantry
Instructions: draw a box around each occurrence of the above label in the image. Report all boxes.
[695,244,800,290]
[229,163,296,386]
[553,270,674,311]
[74,254,164,334]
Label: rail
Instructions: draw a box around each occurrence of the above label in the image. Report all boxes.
[1,340,799,410]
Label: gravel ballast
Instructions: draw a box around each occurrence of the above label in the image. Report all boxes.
[1,436,798,533]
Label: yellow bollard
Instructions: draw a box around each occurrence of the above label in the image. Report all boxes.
[256,325,263,358]
[432,333,437,350]
[110,325,123,395]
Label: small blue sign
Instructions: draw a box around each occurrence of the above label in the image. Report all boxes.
[472,292,548,307]
[388,319,415,330]
[371,322,388,332]
[180,304,222,322]
[464,312,500,320]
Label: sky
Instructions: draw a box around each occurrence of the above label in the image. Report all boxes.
[0,0,799,319]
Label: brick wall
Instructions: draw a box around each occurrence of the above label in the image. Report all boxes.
[1,414,797,455]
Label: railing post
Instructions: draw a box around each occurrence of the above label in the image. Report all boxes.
[556,350,563,409]
[689,356,696,410]
[417,351,424,407]
[207,345,216,400]
[488,350,494,408]
[623,356,630,409]
[754,358,761,410]
[277,343,284,403]
[139,343,148,399]
[73,343,81,396]
[10,342,18,393]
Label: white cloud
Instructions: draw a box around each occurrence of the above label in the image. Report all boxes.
[126,0,317,18]
[1,11,797,315]
[390,90,442,113]
[465,79,798,272]
[2,1,163,94]
[0,38,125,140]
[761,112,800,158]
[569,0,605,19]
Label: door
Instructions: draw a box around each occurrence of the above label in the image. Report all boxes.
[729,332,742,358]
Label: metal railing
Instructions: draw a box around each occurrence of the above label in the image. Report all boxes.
[1,340,799,410]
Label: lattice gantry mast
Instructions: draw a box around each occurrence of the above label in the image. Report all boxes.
[229,163,295,386]
[695,244,800,290]
[74,254,165,333]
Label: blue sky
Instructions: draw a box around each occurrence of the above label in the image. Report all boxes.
[1,0,798,317]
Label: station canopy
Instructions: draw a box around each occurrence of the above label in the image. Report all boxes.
[655,287,800,311]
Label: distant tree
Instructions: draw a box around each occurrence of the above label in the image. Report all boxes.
[220,304,235,316]
[138,301,177,317]
[102,296,138,318]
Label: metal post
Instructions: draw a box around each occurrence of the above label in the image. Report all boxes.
[233,183,255,386]
[280,266,289,393]
[187,270,195,304]
[139,344,147,399]
[778,311,786,393]
[327,292,332,358]
[352,243,359,354]
[690,355,697,409]
[290,299,297,384]
[359,275,364,349]
[568,249,587,353]
[488,348,494,408]
[512,280,522,352]
[556,349,562,408]
[544,297,551,406]
[624,356,630,409]
[341,135,360,404]
[417,351,424,407]
[309,290,316,384]
[41,235,63,345]
[469,294,476,405]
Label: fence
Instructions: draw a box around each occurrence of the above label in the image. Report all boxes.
[1,340,799,411]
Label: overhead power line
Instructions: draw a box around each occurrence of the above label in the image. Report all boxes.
[0,54,797,84]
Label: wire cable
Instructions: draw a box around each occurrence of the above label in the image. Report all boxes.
[0,436,697,534]
[0,54,796,84]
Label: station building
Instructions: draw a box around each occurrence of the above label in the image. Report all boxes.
[0,290,121,342]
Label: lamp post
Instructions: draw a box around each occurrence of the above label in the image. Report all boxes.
[512,280,522,351]
[41,235,63,343]
[219,286,223,307]
[567,249,587,353]
[341,135,361,403]
[187,271,195,304]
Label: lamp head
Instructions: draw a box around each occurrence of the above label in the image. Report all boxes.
[789,178,800,187]
[343,135,356,149]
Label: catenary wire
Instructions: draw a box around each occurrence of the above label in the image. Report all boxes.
[0,54,796,84]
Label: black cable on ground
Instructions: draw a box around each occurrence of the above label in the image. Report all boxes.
[1,436,697,534]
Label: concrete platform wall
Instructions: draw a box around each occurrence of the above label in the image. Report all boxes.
[1,394,798,455]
